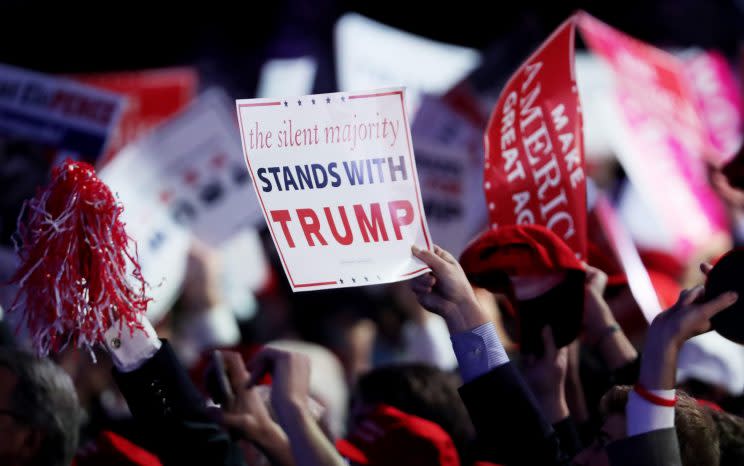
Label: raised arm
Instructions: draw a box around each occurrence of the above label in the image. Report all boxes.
[411,244,569,465]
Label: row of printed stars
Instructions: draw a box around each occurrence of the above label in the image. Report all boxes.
[338,274,382,284]
[282,96,348,107]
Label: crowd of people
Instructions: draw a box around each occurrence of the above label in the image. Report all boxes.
[4,3,744,466]
[2,232,744,466]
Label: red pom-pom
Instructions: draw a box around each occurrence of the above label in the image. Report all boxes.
[10,159,150,357]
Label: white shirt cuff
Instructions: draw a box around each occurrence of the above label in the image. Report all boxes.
[626,388,675,436]
[104,317,161,373]
[450,322,510,383]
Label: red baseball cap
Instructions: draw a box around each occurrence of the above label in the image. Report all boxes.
[460,225,584,294]
[336,404,460,466]
[459,225,586,351]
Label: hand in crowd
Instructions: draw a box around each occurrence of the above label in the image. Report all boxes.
[218,351,294,466]
[581,265,612,341]
[639,285,738,390]
[247,347,346,466]
[522,327,571,424]
[181,239,223,313]
[410,244,492,334]
[582,265,637,370]
[248,347,312,424]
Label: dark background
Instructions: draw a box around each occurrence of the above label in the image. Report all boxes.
[2,0,742,96]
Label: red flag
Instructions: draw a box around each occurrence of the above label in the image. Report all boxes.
[483,17,586,258]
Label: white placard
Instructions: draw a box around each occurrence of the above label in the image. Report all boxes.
[236,87,432,291]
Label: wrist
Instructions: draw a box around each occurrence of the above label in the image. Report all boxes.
[274,396,309,426]
[257,425,292,462]
[639,341,678,390]
[589,323,620,348]
[445,297,490,334]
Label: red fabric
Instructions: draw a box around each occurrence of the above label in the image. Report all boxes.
[460,224,584,296]
[336,404,460,466]
[74,431,161,466]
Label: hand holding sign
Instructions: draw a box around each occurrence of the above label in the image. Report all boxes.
[410,244,491,334]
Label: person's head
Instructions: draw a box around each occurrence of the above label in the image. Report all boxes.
[352,363,474,463]
[709,408,744,466]
[0,348,81,466]
[573,385,719,466]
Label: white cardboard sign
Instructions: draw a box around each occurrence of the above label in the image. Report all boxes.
[236,88,432,291]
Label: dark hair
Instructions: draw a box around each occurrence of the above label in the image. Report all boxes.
[355,363,474,464]
[601,385,720,466]
[0,348,81,466]
[708,409,744,466]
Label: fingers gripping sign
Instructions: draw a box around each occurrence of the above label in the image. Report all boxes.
[410,244,492,334]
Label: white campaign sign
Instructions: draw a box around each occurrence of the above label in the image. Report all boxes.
[236,87,432,292]
[112,89,262,245]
